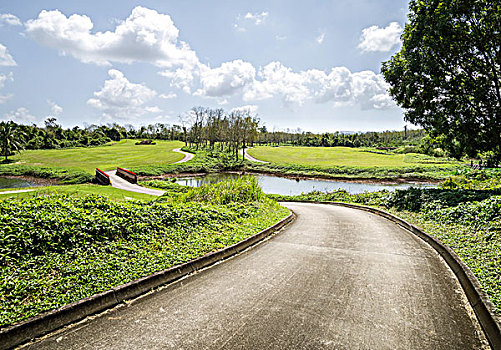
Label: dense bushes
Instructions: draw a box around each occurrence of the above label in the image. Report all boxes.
[0,179,289,327]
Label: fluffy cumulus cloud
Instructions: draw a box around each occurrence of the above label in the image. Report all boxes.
[3,107,36,123]
[0,14,22,26]
[23,7,395,112]
[196,60,256,97]
[0,43,16,66]
[25,7,199,69]
[0,72,13,103]
[358,22,402,53]
[47,100,63,115]
[230,105,258,115]
[240,63,395,109]
[87,69,158,120]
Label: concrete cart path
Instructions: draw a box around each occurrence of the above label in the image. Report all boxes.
[29,203,489,349]
[0,188,37,194]
[172,148,195,163]
[241,147,268,163]
[104,170,165,196]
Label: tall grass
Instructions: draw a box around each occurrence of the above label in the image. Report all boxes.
[178,176,263,204]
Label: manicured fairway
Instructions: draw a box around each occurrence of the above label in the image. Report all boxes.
[247,146,459,168]
[0,184,157,201]
[10,139,185,173]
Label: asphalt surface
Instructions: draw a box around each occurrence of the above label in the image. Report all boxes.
[104,170,165,196]
[241,147,268,163]
[26,203,489,349]
[172,148,195,163]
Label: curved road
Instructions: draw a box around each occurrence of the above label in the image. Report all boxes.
[241,147,268,163]
[172,148,195,163]
[28,203,488,349]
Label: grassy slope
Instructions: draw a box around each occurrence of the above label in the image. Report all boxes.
[0,178,289,327]
[8,139,185,173]
[0,184,157,201]
[248,146,459,168]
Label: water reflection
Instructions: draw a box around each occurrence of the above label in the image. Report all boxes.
[175,173,436,195]
[0,177,33,189]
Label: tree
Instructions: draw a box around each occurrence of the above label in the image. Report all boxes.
[0,121,26,161]
[381,0,501,161]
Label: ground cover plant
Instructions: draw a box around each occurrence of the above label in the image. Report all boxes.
[9,139,184,174]
[0,177,289,328]
[270,187,501,314]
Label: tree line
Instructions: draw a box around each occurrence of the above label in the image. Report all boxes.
[0,106,432,161]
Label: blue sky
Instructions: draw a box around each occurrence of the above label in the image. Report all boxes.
[0,0,410,132]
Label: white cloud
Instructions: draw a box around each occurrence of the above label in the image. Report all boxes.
[241,62,395,110]
[3,107,36,123]
[0,14,22,26]
[358,22,402,53]
[87,69,157,120]
[196,60,256,97]
[0,72,13,103]
[243,12,268,25]
[159,68,194,93]
[316,31,325,45]
[234,11,268,31]
[159,92,177,99]
[145,106,162,113]
[230,105,258,115]
[25,7,199,69]
[47,100,63,115]
[244,62,310,105]
[0,43,16,66]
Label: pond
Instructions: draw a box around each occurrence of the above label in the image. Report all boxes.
[175,173,436,195]
[0,177,34,189]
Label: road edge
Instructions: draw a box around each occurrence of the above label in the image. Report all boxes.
[282,200,501,349]
[0,212,294,350]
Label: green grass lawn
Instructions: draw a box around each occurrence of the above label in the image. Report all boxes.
[0,184,157,201]
[9,139,185,173]
[247,146,459,168]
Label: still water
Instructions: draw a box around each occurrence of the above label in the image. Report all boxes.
[0,177,34,189]
[175,173,436,195]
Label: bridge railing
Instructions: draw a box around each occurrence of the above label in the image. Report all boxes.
[95,168,110,185]
[116,167,137,184]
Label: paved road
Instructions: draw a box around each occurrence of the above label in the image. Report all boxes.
[104,170,165,196]
[241,147,268,163]
[27,203,489,349]
[173,148,195,163]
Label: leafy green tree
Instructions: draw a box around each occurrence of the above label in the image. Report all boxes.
[0,121,26,161]
[382,0,501,161]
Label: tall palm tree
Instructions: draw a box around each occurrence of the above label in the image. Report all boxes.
[0,121,26,161]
